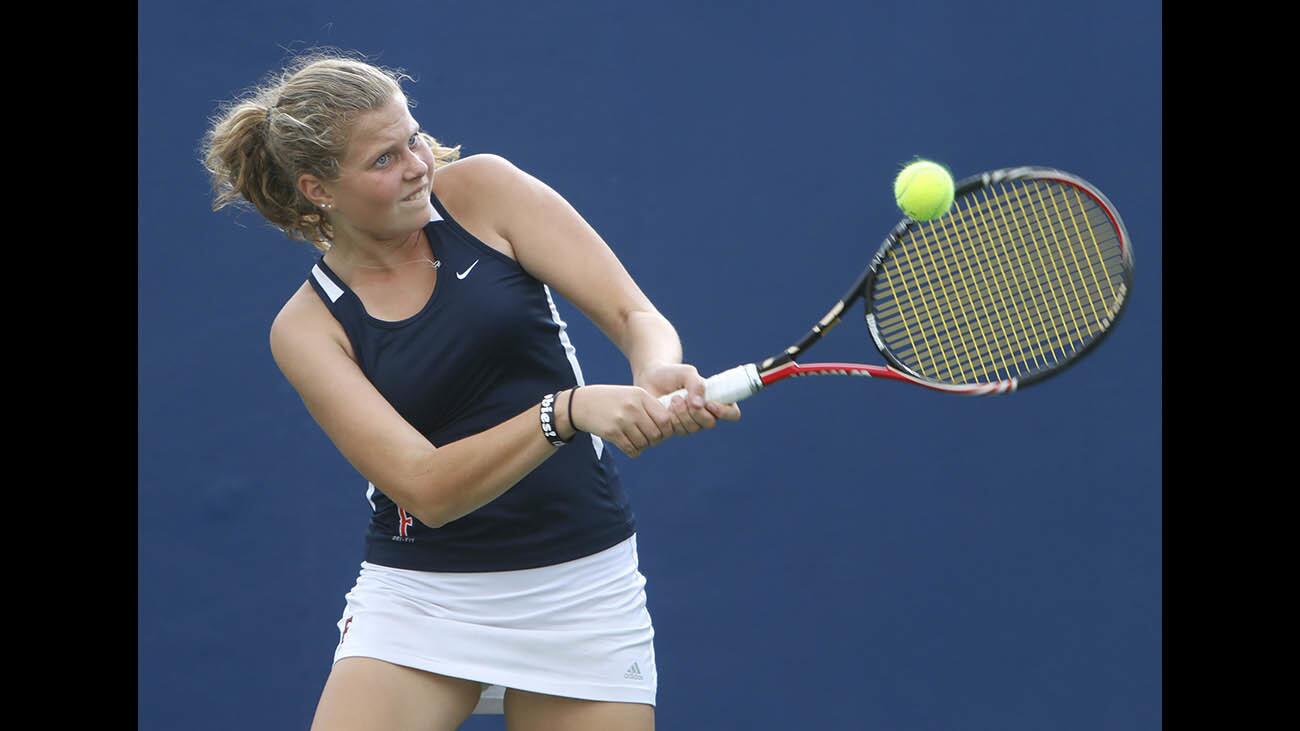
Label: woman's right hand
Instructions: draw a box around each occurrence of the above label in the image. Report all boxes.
[560,385,676,458]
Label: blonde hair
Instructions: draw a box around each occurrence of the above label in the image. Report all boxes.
[201,49,461,252]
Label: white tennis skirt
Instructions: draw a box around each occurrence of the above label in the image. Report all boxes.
[332,533,657,715]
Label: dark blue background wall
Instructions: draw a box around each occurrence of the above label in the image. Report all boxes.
[139,1,1161,728]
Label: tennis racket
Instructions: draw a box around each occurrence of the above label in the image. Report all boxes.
[660,166,1133,405]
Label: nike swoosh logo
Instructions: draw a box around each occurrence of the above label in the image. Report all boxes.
[456,260,479,279]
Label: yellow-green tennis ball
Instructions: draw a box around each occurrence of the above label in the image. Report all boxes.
[894,160,955,221]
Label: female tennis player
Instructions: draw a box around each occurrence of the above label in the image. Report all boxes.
[202,51,740,730]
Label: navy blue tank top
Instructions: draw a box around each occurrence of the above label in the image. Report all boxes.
[306,193,635,572]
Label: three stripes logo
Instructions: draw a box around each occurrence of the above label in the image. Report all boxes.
[624,662,644,681]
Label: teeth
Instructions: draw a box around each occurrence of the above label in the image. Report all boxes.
[403,187,425,201]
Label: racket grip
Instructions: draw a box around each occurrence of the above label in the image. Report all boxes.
[656,364,762,407]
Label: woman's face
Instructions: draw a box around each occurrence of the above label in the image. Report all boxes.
[324,93,436,241]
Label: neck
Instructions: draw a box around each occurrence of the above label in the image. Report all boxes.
[325,228,430,276]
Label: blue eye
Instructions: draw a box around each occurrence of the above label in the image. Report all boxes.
[375,132,421,167]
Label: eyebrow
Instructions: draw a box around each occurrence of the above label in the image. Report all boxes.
[360,120,421,162]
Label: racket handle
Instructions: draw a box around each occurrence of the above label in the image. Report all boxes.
[656,364,762,407]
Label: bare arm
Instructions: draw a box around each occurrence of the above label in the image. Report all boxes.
[465,153,741,428]
[473,154,675,375]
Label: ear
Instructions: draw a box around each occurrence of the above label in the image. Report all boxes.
[298,173,333,210]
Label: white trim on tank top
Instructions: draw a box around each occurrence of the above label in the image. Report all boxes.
[312,264,344,303]
[543,285,604,459]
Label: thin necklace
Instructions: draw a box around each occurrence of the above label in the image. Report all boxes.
[352,257,441,270]
[343,231,439,270]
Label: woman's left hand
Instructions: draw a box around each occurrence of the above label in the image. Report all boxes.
[634,362,742,436]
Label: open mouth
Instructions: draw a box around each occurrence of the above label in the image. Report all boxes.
[402,186,427,202]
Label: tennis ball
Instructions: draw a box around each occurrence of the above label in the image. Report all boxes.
[893,160,955,221]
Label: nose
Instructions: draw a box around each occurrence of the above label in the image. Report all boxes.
[405,148,430,178]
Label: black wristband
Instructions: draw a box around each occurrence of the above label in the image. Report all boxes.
[539,393,570,447]
[567,386,581,434]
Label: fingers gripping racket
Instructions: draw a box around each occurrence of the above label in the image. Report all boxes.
[660,166,1134,406]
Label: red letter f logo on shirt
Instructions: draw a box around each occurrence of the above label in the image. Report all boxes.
[397,507,414,537]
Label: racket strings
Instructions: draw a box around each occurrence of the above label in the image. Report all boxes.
[875,234,1122,358]
[871,180,1126,384]
[892,190,1114,381]
[875,270,1117,360]
[891,183,1122,381]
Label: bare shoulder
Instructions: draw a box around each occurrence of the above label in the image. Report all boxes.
[432,154,528,258]
[434,152,518,192]
[271,280,355,363]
